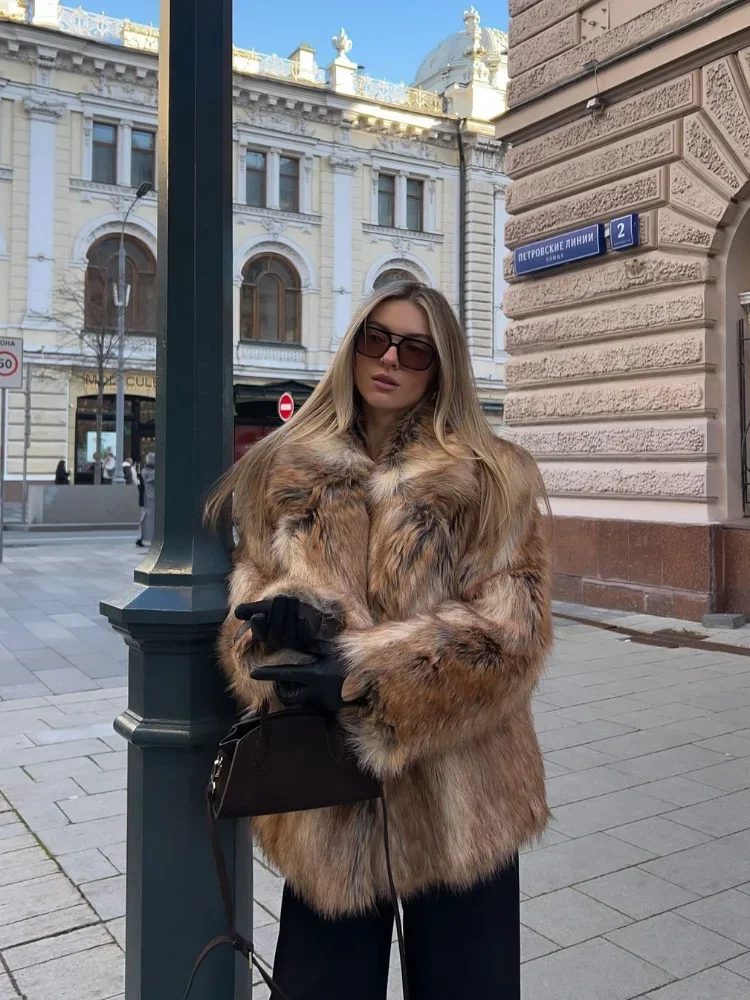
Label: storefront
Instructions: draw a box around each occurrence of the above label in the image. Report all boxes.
[233,380,314,462]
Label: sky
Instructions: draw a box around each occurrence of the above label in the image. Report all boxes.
[88,1,509,86]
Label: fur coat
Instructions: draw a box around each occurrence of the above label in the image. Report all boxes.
[219,403,552,917]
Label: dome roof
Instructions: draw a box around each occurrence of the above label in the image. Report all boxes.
[413,8,507,92]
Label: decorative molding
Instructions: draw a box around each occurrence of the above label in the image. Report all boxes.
[69,178,158,208]
[70,212,158,267]
[361,223,443,245]
[329,154,359,173]
[233,203,321,232]
[236,342,307,366]
[363,252,437,293]
[233,234,318,290]
[23,97,65,121]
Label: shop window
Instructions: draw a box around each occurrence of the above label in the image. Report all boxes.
[92,122,117,185]
[131,129,156,189]
[240,254,301,344]
[85,236,157,335]
[406,179,424,232]
[378,174,395,227]
[246,150,266,207]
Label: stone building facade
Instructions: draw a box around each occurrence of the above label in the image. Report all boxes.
[498,0,750,620]
[0,2,510,491]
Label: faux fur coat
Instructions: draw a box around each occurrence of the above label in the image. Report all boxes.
[219,403,552,917]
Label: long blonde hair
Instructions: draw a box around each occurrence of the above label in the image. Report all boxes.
[206,281,533,548]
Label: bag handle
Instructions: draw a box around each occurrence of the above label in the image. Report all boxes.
[181,790,292,1000]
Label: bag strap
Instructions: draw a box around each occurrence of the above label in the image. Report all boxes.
[181,791,292,1000]
[184,790,410,1000]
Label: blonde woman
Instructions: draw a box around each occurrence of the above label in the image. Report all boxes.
[208,282,551,999]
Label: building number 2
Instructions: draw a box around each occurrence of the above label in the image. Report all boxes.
[616,222,626,238]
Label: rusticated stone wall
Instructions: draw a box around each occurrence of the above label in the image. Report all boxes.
[502,7,750,616]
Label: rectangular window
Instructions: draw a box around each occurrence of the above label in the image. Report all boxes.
[246,150,266,207]
[92,122,117,185]
[279,156,300,213]
[378,174,395,228]
[406,178,424,232]
[131,129,156,189]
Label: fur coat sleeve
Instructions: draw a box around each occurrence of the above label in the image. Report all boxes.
[338,477,552,779]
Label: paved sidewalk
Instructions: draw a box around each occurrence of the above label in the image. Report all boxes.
[0,540,749,999]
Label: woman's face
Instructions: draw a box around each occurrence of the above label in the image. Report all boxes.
[353,298,437,414]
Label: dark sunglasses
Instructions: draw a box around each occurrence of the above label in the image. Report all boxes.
[355,323,437,372]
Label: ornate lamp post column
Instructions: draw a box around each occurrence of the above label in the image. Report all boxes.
[101,1,238,997]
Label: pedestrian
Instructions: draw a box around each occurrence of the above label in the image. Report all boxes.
[122,456,135,486]
[207,281,551,1000]
[102,450,116,484]
[137,453,155,547]
[54,460,70,485]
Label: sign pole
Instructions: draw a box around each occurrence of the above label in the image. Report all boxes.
[0,388,6,565]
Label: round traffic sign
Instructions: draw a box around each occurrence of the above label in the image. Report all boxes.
[278,392,295,422]
[0,352,19,379]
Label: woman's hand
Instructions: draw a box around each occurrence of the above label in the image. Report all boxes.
[250,641,367,713]
[234,595,323,652]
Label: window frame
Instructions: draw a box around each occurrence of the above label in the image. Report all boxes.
[406,177,424,233]
[246,149,267,208]
[130,127,156,191]
[377,173,396,228]
[92,121,118,186]
[239,253,302,345]
[279,155,300,213]
[84,235,157,336]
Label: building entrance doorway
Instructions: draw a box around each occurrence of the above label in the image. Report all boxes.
[74,394,155,484]
[233,380,314,462]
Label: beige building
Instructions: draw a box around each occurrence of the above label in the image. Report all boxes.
[0,2,510,492]
[498,0,750,621]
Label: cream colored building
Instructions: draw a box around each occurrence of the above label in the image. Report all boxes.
[0,1,510,492]
[499,0,750,620]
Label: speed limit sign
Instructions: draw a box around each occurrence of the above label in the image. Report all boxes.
[0,338,23,389]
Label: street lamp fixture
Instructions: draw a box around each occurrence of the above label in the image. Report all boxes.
[113,181,152,485]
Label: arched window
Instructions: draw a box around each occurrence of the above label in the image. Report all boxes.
[85,236,156,335]
[240,254,301,343]
[373,268,417,290]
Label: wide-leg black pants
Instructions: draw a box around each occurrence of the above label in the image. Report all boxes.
[271,858,520,999]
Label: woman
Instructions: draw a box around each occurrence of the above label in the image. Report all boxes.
[209,282,551,999]
[138,453,155,547]
[54,460,70,485]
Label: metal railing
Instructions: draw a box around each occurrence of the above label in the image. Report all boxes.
[354,73,443,113]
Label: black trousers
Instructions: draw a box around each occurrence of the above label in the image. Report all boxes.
[271,858,520,1000]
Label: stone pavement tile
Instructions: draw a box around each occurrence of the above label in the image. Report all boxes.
[550,789,670,839]
[682,758,750,792]
[74,768,127,795]
[36,815,128,855]
[641,776,727,807]
[577,869,699,920]
[607,816,712,855]
[521,827,571,853]
[606,912,744,977]
[607,746,729,781]
[0,681,51,700]
[29,722,116,747]
[521,938,672,1000]
[641,829,750,895]
[0,901,98,950]
[100,841,126,873]
[646,967,750,999]
[0,696,52,714]
[695,732,750,756]
[107,916,125,949]
[0,846,57,887]
[79,875,125,920]
[23,756,104,783]
[0,737,113,770]
[545,766,641,808]
[4,924,112,971]
[676,889,750,947]
[534,709,580,734]
[0,975,15,999]
[50,613,97,629]
[552,698,653,724]
[520,833,653,898]
[723,952,750,978]
[62,654,126,679]
[667,789,750,838]
[33,666,101,695]
[58,848,119,885]
[58,790,125,824]
[0,831,37,855]
[49,687,126,706]
[90,751,126,771]
[0,872,82,926]
[0,733,33,752]
[0,630,48,652]
[253,860,283,919]
[538,720,636,752]
[0,660,37,686]
[521,887,631,947]
[521,925,559,962]
[14,942,125,1000]
[543,745,618,771]
[714,705,750,728]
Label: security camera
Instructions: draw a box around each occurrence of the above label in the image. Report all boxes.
[586,95,605,114]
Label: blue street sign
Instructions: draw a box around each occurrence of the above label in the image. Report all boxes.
[514,223,606,275]
[610,213,640,251]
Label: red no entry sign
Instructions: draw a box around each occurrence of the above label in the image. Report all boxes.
[278,392,295,422]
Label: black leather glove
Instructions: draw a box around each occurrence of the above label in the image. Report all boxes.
[234,596,325,652]
[250,641,348,714]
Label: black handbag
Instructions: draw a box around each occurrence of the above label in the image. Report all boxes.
[183,705,409,1000]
